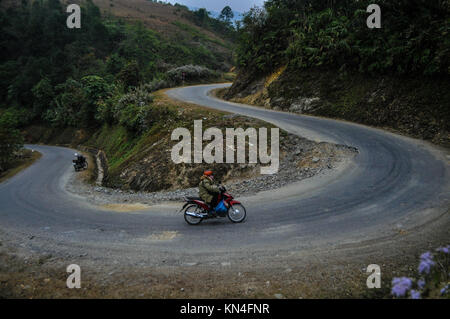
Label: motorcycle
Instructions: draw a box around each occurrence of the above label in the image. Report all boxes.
[180,184,246,225]
[73,158,88,171]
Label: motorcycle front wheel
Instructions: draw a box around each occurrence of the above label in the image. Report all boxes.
[184,204,204,225]
[227,203,246,223]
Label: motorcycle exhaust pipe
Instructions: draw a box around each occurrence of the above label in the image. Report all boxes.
[185,211,205,218]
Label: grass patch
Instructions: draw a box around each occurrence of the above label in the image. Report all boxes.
[172,21,228,48]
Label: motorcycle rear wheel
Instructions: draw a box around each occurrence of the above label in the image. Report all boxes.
[227,203,246,223]
[184,204,204,225]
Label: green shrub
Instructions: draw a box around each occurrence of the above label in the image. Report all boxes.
[45,79,88,127]
[114,86,154,133]
[118,61,141,90]
[236,0,450,76]
[0,107,34,129]
[81,75,112,102]
[32,77,55,117]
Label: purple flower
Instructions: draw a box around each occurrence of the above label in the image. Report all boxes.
[418,251,435,274]
[418,260,435,274]
[420,252,433,261]
[417,279,426,289]
[441,285,449,296]
[410,290,421,299]
[391,277,413,297]
[436,245,449,254]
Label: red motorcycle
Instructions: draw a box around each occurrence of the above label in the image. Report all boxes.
[180,185,246,225]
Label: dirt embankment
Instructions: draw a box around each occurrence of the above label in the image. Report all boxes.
[222,67,450,147]
[24,91,356,196]
[65,135,356,207]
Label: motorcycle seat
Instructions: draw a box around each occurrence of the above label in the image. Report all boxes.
[186,196,203,201]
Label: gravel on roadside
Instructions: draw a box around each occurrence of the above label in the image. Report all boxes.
[65,133,358,206]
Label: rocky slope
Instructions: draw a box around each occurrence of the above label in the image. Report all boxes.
[66,134,357,206]
[223,67,450,147]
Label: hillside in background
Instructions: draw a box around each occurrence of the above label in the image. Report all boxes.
[1,0,235,69]
[224,0,450,146]
[81,0,235,66]
[0,0,236,129]
[0,0,237,180]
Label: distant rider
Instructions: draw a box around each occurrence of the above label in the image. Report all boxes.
[74,153,86,166]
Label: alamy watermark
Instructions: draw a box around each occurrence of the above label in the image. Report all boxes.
[366,264,381,289]
[66,264,81,289]
[65,4,380,30]
[66,4,81,29]
[367,4,381,29]
[171,120,279,174]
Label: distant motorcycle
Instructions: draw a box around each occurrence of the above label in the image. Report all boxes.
[73,153,88,172]
[180,184,246,225]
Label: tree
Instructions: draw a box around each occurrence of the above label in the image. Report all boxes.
[81,75,111,102]
[46,78,89,127]
[32,77,55,117]
[118,61,141,90]
[219,6,234,23]
[193,8,209,26]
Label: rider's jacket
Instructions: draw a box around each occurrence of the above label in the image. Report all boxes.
[198,176,220,204]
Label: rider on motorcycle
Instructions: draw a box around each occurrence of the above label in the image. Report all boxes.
[198,170,223,214]
[74,153,86,166]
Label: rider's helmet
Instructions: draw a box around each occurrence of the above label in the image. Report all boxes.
[74,153,78,157]
[203,170,213,176]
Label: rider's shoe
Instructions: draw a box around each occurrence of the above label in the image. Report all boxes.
[208,209,217,217]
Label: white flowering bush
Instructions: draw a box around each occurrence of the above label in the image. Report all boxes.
[138,65,217,94]
[142,79,170,93]
[391,245,449,299]
[116,86,154,110]
[166,64,216,84]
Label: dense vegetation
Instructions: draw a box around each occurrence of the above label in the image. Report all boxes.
[0,126,23,172]
[236,0,450,77]
[224,0,449,146]
[0,0,234,168]
[0,0,227,120]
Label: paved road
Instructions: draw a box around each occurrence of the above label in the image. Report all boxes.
[0,84,448,266]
